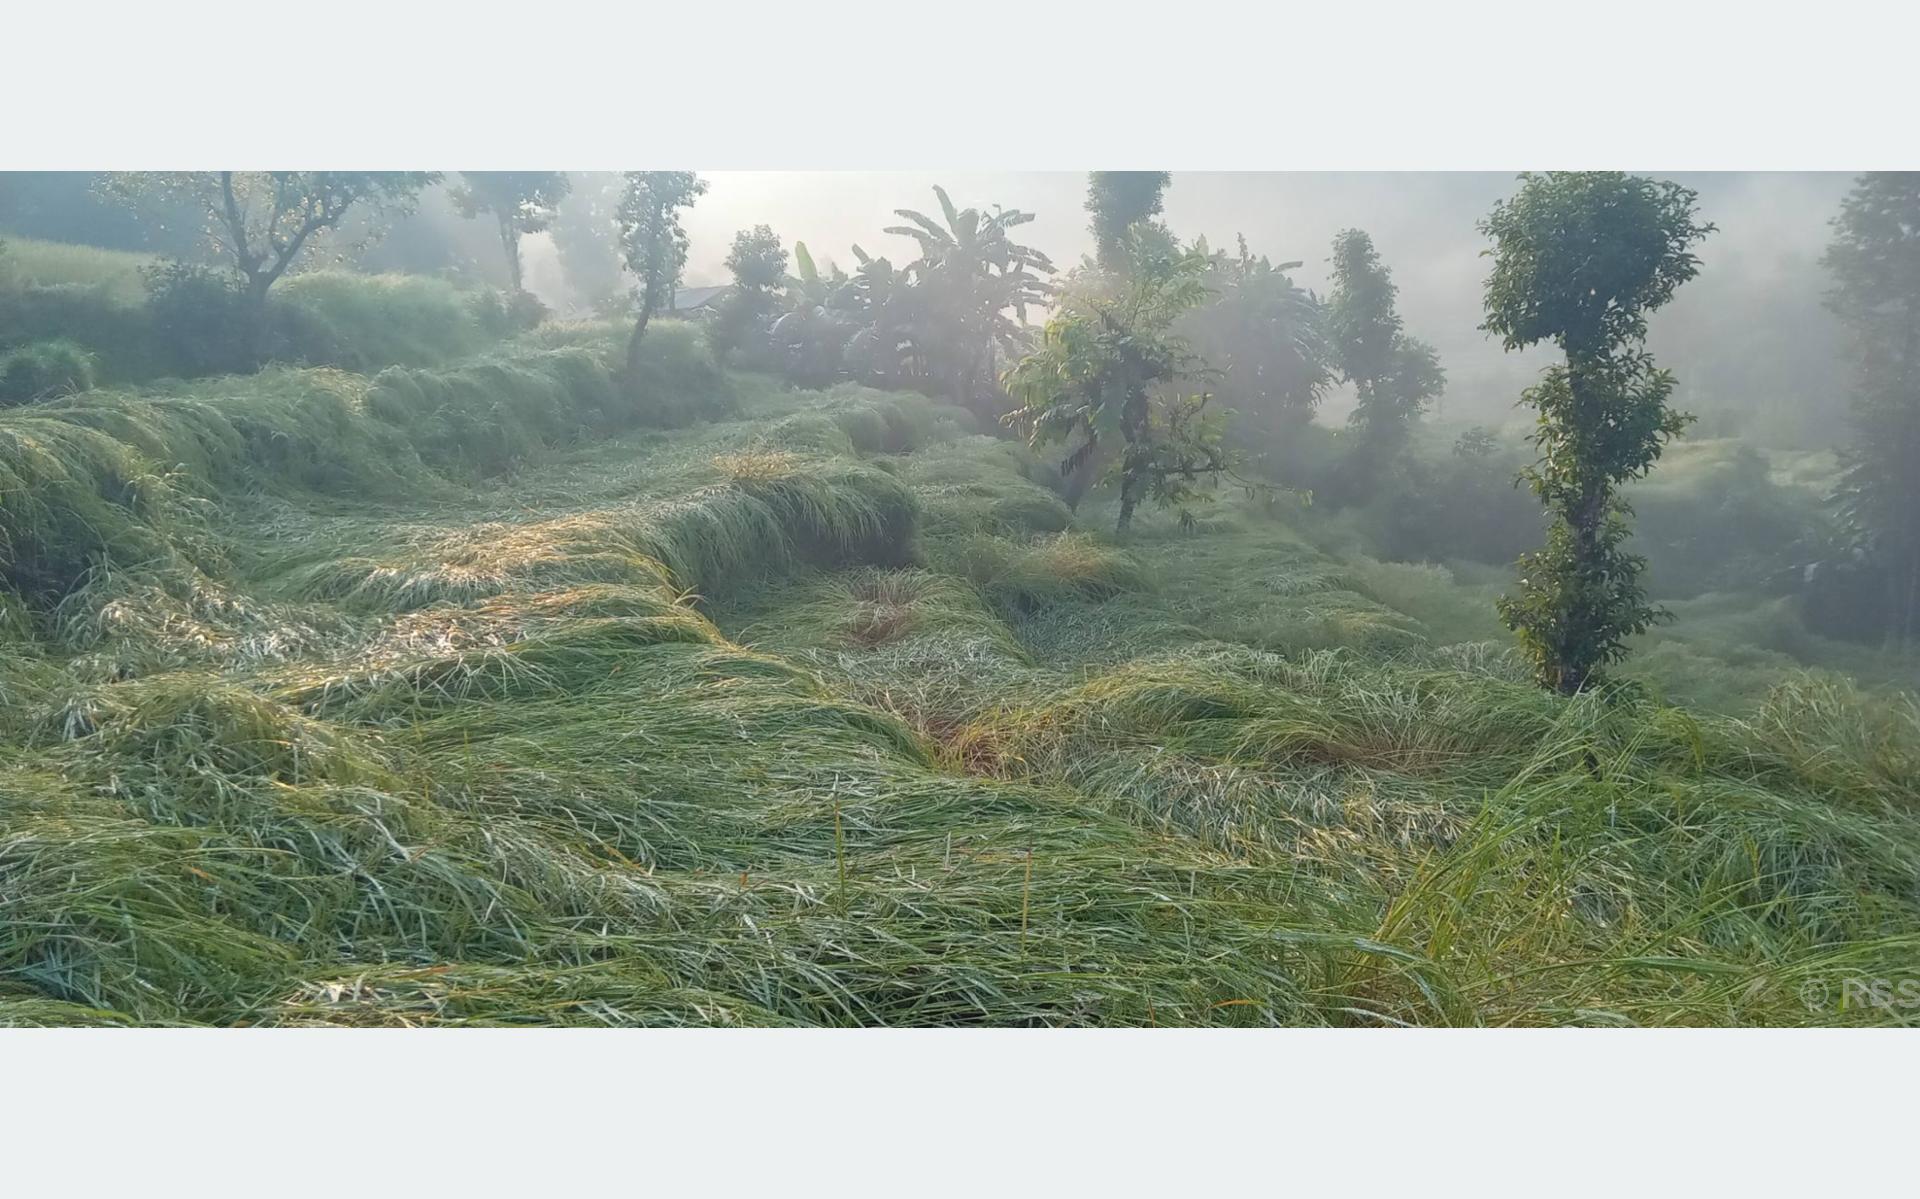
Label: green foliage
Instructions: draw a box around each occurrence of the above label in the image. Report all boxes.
[140,262,260,376]
[726,186,1055,410]
[0,236,153,303]
[141,264,505,377]
[102,172,439,309]
[621,321,732,427]
[724,224,788,289]
[1821,172,1920,653]
[0,340,97,406]
[617,171,709,373]
[875,186,1056,416]
[274,272,498,370]
[1005,252,1228,532]
[1481,172,1715,357]
[1325,229,1445,478]
[1480,173,1713,693]
[9,172,1920,1031]
[1086,171,1170,271]
[711,225,787,360]
[2,341,1919,1027]
[1179,235,1330,455]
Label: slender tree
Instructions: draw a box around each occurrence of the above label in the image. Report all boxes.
[616,171,708,375]
[1326,229,1445,476]
[449,171,571,292]
[1086,172,1171,272]
[1479,172,1713,694]
[1823,172,1920,654]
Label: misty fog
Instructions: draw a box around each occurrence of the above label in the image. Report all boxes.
[513,171,1851,440]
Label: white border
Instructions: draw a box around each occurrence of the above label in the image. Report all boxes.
[3,3,1916,169]
[4,1030,1915,1192]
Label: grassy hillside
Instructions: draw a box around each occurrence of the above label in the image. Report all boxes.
[2,331,1917,1026]
[0,236,527,385]
[0,236,155,303]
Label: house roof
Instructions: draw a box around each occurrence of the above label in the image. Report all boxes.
[671,285,732,311]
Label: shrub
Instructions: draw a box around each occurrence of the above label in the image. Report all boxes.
[273,272,495,371]
[141,262,261,377]
[0,282,164,381]
[0,340,97,405]
[467,288,549,340]
[626,321,731,427]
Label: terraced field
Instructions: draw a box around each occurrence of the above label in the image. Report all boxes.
[3,330,1917,1025]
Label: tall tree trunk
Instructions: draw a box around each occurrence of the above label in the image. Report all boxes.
[1116,478,1139,534]
[1557,361,1610,696]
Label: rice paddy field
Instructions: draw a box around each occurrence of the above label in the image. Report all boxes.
[3,325,1917,1027]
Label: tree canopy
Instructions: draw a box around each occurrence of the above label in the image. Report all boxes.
[1822,171,1920,653]
[617,171,708,373]
[1005,252,1227,533]
[1326,229,1445,467]
[103,171,437,307]
[1087,172,1172,272]
[1480,172,1712,694]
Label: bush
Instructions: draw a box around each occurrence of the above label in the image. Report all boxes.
[0,282,165,381]
[139,264,526,381]
[273,272,496,371]
[626,322,732,427]
[0,340,97,405]
[141,263,262,377]
[467,288,549,340]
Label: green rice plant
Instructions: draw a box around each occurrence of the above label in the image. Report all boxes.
[5,327,1920,1029]
[934,531,1148,614]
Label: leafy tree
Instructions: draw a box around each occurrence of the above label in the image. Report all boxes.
[1325,229,1446,488]
[767,241,857,386]
[102,172,436,314]
[726,224,788,290]
[838,245,914,388]
[711,225,788,360]
[1005,253,1227,533]
[449,171,571,292]
[1822,172,1920,653]
[882,185,1055,416]
[616,171,708,375]
[1479,172,1712,694]
[1182,234,1330,450]
[1087,172,1171,272]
